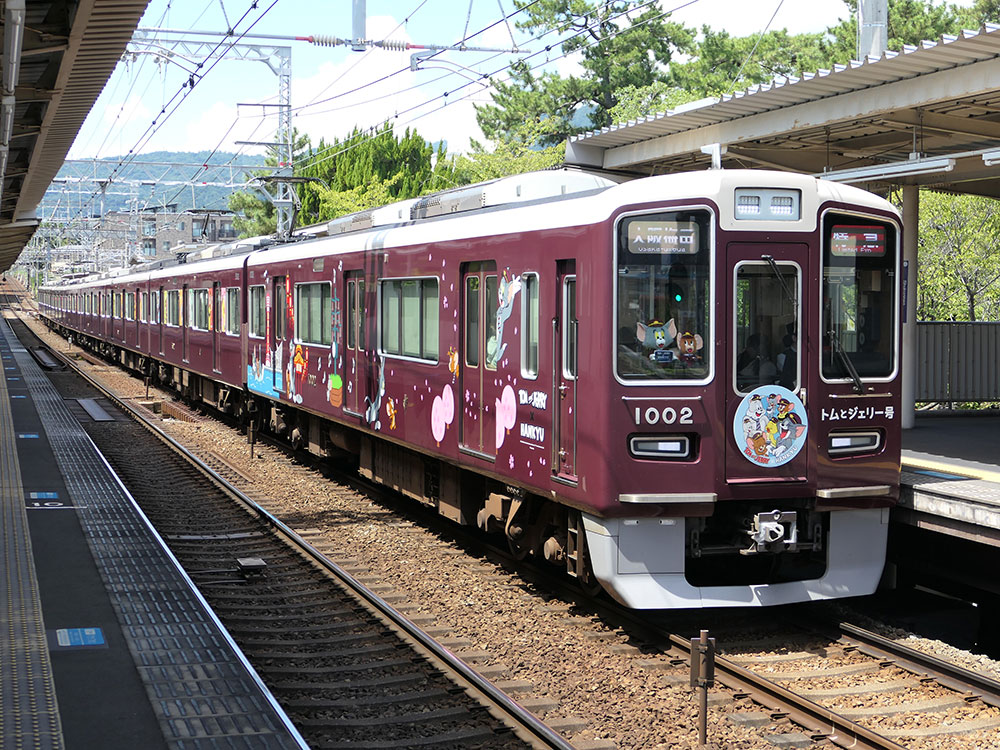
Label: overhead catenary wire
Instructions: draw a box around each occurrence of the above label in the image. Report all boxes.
[65,0,283,224]
[295,0,697,174]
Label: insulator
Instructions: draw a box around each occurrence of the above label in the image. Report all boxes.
[376,39,409,51]
[309,34,343,47]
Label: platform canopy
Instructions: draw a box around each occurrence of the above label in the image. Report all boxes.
[566,23,1000,197]
[0,0,150,273]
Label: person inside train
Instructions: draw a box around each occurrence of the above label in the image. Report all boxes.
[777,332,797,389]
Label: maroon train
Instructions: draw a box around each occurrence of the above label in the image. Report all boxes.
[39,168,902,608]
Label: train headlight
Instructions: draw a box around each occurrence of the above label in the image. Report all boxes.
[629,435,692,460]
[828,430,881,456]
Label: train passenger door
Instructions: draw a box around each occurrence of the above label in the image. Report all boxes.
[552,263,578,481]
[182,284,190,362]
[272,276,287,394]
[156,287,163,355]
[212,282,221,372]
[460,263,498,459]
[725,243,808,483]
[344,272,364,415]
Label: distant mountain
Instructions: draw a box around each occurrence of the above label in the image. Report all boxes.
[39,151,269,220]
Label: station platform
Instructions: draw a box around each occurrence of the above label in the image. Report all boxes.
[899,411,1000,548]
[0,315,306,749]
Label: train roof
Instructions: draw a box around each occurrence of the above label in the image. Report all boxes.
[41,168,898,291]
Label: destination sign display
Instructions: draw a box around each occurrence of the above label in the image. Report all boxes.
[831,225,886,257]
[627,221,699,254]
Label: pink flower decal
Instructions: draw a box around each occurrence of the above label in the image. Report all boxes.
[494,384,517,451]
[431,396,446,445]
[431,384,456,446]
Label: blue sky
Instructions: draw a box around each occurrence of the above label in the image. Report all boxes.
[70,0,978,167]
[66,0,868,165]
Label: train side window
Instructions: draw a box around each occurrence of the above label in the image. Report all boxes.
[380,277,438,362]
[295,282,332,346]
[521,272,539,379]
[274,276,287,340]
[152,289,161,324]
[165,290,181,326]
[225,288,240,335]
[347,280,356,349]
[465,276,480,366]
[249,285,266,338]
[125,292,135,321]
[190,289,210,331]
[140,292,148,322]
[563,277,577,379]
[484,275,498,371]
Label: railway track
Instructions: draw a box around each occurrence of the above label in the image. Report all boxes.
[10,282,1000,750]
[3,306,574,750]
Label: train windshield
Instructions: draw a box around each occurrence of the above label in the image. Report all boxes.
[822,215,897,380]
[615,210,712,381]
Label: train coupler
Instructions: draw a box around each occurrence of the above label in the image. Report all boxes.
[741,509,798,556]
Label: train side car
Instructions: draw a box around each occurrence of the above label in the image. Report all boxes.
[39,168,902,608]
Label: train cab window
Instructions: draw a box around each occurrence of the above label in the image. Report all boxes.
[521,272,539,379]
[225,288,240,335]
[295,282,332,346]
[734,262,800,394]
[615,210,713,382]
[190,289,210,331]
[822,215,897,381]
[249,285,266,338]
[165,290,181,326]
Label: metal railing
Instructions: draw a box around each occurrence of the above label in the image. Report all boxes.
[916,322,1000,401]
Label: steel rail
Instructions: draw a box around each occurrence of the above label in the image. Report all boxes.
[839,621,1000,709]
[34,316,582,749]
[660,633,910,750]
[11,311,575,750]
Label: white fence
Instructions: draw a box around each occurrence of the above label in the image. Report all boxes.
[917,322,1000,401]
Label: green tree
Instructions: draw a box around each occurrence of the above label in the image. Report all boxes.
[296,123,454,224]
[668,28,837,97]
[451,118,566,184]
[607,82,697,125]
[918,191,1000,322]
[476,1,695,142]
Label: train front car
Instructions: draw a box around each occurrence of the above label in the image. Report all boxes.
[586,171,901,608]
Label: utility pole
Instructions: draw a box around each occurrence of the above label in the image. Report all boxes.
[858,0,888,59]
[126,34,294,235]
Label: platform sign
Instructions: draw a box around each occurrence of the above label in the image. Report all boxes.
[49,627,107,650]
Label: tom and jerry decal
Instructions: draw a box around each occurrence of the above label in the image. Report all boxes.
[733,386,808,467]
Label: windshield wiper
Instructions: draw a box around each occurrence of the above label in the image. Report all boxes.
[827,326,864,394]
[761,254,797,311]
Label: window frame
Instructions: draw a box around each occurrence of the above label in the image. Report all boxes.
[379,276,439,364]
[248,285,266,339]
[612,205,717,387]
[521,272,540,379]
[294,281,332,346]
[224,287,240,336]
[189,287,211,331]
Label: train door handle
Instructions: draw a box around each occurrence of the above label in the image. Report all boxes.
[558,383,569,397]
